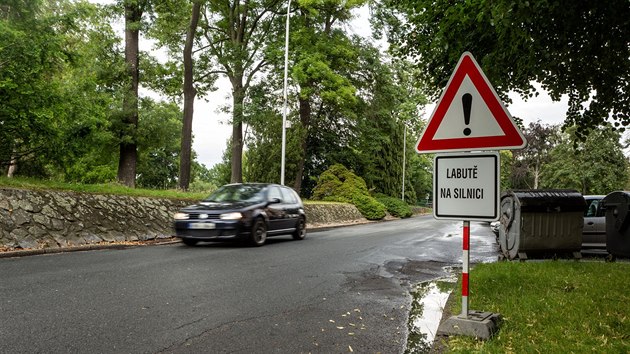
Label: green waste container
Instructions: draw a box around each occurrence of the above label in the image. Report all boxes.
[498,190,586,260]
[602,191,630,258]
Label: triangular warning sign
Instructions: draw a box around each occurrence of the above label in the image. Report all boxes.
[416,52,526,153]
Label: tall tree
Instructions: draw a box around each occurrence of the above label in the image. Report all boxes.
[117,0,149,187]
[178,1,202,190]
[541,125,629,194]
[351,55,426,200]
[285,0,365,193]
[375,0,630,136]
[510,121,560,189]
[147,0,218,190]
[200,0,282,183]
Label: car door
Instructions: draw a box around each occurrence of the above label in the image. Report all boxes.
[583,196,606,246]
[280,186,300,230]
[266,186,286,232]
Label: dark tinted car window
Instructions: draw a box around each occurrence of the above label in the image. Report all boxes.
[280,187,298,204]
[205,184,265,203]
[585,199,606,217]
[268,186,283,202]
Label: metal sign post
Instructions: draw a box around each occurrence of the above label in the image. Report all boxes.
[461,220,470,318]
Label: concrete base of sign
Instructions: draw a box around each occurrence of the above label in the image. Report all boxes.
[436,310,502,340]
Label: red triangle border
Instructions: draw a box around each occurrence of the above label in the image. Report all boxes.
[416,53,526,153]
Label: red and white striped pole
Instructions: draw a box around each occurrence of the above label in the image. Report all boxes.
[461,220,470,318]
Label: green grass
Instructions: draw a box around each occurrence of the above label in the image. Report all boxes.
[444,261,630,353]
[0,176,333,204]
[0,176,207,200]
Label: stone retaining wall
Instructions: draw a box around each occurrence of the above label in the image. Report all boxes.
[0,188,366,251]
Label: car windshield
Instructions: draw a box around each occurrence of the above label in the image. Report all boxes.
[204,184,266,203]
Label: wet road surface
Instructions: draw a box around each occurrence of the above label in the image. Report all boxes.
[0,216,498,353]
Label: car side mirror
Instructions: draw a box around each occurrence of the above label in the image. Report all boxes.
[269,197,281,204]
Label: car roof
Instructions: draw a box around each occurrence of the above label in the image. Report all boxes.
[223,183,294,189]
[224,183,275,186]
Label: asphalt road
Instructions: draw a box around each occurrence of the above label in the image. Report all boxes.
[0,216,498,354]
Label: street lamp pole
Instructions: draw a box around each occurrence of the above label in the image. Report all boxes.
[280,0,291,185]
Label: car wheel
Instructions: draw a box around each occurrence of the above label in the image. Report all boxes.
[292,217,306,240]
[182,238,198,246]
[250,218,267,246]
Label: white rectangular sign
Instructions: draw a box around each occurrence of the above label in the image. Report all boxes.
[433,152,500,221]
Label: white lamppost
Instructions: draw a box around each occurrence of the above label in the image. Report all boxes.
[280,0,291,185]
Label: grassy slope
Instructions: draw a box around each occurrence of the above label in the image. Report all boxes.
[0,176,341,205]
[0,176,205,200]
[444,261,630,353]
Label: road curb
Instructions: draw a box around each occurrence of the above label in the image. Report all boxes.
[0,239,182,259]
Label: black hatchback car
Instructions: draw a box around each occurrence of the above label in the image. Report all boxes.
[173,183,306,246]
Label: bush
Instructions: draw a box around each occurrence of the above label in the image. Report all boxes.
[312,164,385,220]
[353,194,387,220]
[375,195,413,218]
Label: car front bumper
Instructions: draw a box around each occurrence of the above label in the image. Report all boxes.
[173,219,252,241]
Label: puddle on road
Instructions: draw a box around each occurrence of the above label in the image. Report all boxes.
[405,271,457,354]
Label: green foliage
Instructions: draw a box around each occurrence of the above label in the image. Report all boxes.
[312,164,367,201]
[510,121,561,189]
[242,83,302,185]
[407,153,432,204]
[540,125,629,194]
[352,193,386,220]
[375,194,412,218]
[0,0,69,168]
[312,164,386,220]
[135,99,183,189]
[1,0,127,181]
[377,0,630,135]
[202,146,232,187]
[499,150,513,191]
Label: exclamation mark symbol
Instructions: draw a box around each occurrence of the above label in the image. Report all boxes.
[462,93,472,136]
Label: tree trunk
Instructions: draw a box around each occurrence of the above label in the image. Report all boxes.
[230,84,245,183]
[179,2,201,191]
[117,2,142,188]
[293,94,311,194]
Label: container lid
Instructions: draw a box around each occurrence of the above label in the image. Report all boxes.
[502,189,586,213]
[602,191,630,205]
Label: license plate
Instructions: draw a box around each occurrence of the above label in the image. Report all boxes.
[189,222,216,230]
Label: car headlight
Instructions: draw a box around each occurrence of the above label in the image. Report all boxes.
[174,212,189,220]
[220,212,243,220]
